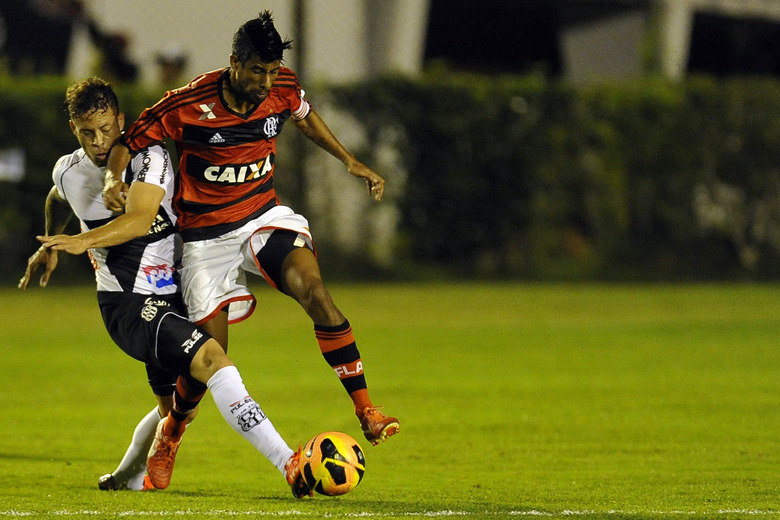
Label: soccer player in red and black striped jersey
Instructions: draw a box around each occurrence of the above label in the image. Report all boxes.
[103,11,399,457]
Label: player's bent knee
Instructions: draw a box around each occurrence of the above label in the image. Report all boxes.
[301,282,345,325]
[189,339,234,383]
[308,281,335,309]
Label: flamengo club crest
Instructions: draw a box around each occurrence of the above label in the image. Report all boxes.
[264,116,279,137]
[198,102,216,120]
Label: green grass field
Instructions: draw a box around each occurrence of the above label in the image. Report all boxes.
[0,283,777,519]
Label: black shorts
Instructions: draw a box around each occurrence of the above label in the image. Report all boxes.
[97,291,211,395]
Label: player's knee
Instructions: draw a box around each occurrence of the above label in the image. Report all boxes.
[303,281,345,325]
[189,339,233,383]
[294,276,328,309]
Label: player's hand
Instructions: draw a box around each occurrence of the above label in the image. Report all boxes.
[347,162,385,202]
[103,171,128,212]
[37,234,89,255]
[18,244,58,289]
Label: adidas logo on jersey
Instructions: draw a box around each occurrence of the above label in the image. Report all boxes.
[209,133,226,144]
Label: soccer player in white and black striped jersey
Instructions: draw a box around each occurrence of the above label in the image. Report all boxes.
[19,77,312,498]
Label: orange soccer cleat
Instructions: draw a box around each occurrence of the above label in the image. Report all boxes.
[146,418,181,489]
[357,406,399,446]
[284,447,313,499]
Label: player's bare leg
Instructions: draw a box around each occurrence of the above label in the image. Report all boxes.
[280,247,343,325]
[201,309,230,352]
[280,247,399,445]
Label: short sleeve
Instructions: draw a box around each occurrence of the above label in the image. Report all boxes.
[130,145,172,187]
[51,154,70,199]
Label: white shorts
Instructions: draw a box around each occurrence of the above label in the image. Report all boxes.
[180,205,314,325]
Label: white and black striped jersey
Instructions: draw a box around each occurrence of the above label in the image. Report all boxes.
[52,144,178,295]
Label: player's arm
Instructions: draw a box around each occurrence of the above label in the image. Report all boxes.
[104,98,175,211]
[18,187,73,289]
[102,141,132,212]
[40,182,164,255]
[292,109,385,201]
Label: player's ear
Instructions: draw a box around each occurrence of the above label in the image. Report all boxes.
[229,54,239,70]
[118,112,126,131]
[69,120,77,137]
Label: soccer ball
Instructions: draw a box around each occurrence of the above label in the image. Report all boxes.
[300,431,366,496]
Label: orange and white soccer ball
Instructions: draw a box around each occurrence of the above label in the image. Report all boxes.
[300,431,366,496]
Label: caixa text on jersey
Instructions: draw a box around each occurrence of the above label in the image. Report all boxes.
[189,153,275,184]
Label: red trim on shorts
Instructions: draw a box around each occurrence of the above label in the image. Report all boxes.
[194,295,256,326]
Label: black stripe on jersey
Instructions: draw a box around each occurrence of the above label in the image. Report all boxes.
[141,79,219,124]
[182,110,291,147]
[177,177,275,216]
[105,239,149,292]
[179,199,278,242]
[126,85,217,140]
[125,90,217,148]
[124,85,217,147]
[84,206,175,244]
[122,162,134,185]
[273,74,298,83]
[273,82,299,89]
[83,215,114,230]
[85,207,176,292]
[143,206,176,243]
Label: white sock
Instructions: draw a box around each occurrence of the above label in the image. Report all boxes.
[207,365,294,474]
[113,407,162,490]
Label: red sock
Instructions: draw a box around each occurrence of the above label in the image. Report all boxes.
[314,320,372,412]
[164,376,206,441]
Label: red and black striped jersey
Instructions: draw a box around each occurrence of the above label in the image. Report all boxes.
[120,67,310,241]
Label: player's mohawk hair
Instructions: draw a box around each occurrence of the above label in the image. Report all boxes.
[233,10,293,64]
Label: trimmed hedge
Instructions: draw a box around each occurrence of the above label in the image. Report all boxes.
[332,72,780,280]
[1,72,778,284]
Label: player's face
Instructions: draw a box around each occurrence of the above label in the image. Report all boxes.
[69,107,125,167]
[230,55,280,105]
